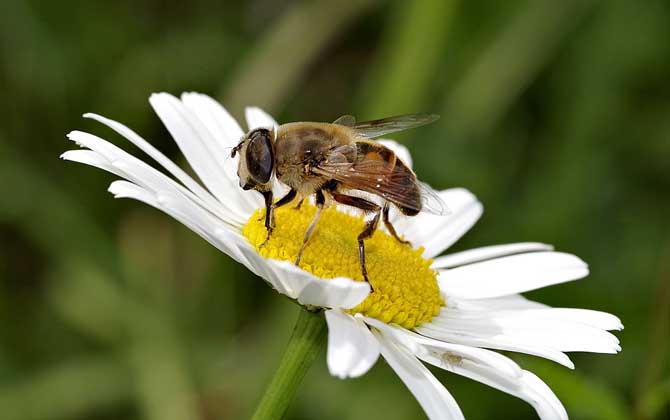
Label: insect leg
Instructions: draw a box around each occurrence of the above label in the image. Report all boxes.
[382,204,411,246]
[330,193,380,212]
[358,211,380,289]
[259,190,273,248]
[295,190,326,266]
[331,193,380,290]
[273,188,297,208]
[293,199,304,210]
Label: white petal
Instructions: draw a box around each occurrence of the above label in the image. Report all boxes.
[143,188,249,263]
[375,331,465,420]
[454,365,568,420]
[446,295,549,311]
[518,371,568,420]
[179,92,244,146]
[427,308,621,354]
[236,247,361,305]
[294,270,370,309]
[178,93,263,212]
[432,243,554,269]
[107,180,368,308]
[149,93,255,218]
[393,188,482,258]
[64,131,241,226]
[418,300,622,367]
[111,182,368,308]
[362,317,522,380]
[377,139,412,168]
[232,249,370,307]
[108,181,249,266]
[433,309,621,353]
[325,310,380,379]
[525,308,623,331]
[61,149,122,175]
[81,112,246,222]
[108,179,156,202]
[419,351,568,420]
[236,245,291,296]
[179,93,263,213]
[242,259,370,308]
[245,106,277,130]
[438,252,588,299]
[374,321,568,420]
[416,322,575,369]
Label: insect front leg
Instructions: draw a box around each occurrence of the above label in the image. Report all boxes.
[382,204,411,246]
[295,190,326,266]
[331,193,380,291]
[259,190,273,248]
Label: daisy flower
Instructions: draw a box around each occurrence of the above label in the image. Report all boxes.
[62,92,622,420]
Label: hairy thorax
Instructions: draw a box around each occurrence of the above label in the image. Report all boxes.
[274,122,354,195]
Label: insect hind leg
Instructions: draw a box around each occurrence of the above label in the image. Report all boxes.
[357,211,380,290]
[382,204,411,246]
[331,193,380,291]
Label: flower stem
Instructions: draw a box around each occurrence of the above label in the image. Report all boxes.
[251,306,327,420]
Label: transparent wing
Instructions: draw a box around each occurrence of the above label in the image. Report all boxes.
[333,115,356,127]
[352,114,439,138]
[417,181,450,215]
[313,157,448,215]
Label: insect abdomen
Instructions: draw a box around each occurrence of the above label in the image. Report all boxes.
[392,161,421,216]
[355,142,422,216]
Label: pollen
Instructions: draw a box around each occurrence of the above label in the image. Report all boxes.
[242,204,443,329]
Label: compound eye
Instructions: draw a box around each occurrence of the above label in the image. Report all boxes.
[245,129,274,184]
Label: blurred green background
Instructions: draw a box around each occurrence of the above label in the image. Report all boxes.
[1,0,668,419]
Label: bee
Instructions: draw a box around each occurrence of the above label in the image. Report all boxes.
[231,114,447,287]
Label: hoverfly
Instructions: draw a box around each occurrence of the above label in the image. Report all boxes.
[231,114,447,287]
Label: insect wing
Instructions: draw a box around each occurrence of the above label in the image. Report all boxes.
[417,181,450,215]
[314,156,447,215]
[332,114,356,127]
[352,114,439,138]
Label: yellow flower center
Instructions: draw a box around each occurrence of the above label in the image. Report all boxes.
[242,204,443,329]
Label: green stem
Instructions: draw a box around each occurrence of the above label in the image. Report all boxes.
[251,307,327,420]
